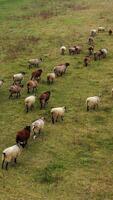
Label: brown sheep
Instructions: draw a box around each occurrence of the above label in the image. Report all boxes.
[84,56,91,67]
[39,91,51,109]
[31,69,43,81]
[9,83,23,99]
[27,80,39,93]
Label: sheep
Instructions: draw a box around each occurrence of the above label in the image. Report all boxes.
[31,69,43,81]
[54,63,70,77]
[51,106,66,124]
[28,58,42,69]
[84,56,91,67]
[88,46,94,56]
[25,95,36,112]
[98,26,105,32]
[90,29,97,37]
[0,80,4,88]
[109,29,112,35]
[16,126,31,146]
[13,72,25,84]
[94,51,102,61]
[86,96,100,111]
[99,48,108,58]
[69,46,76,55]
[27,80,39,93]
[9,83,23,99]
[2,143,25,170]
[31,117,45,139]
[60,46,66,55]
[88,37,94,45]
[39,91,51,109]
[75,45,82,54]
[47,72,56,84]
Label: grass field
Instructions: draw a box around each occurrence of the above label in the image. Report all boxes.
[1,0,113,199]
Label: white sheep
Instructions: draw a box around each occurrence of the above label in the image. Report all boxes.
[31,117,45,139]
[54,63,70,76]
[13,72,25,83]
[47,72,56,84]
[2,143,24,170]
[25,95,36,112]
[51,106,66,124]
[28,58,42,68]
[100,48,108,58]
[90,29,97,37]
[86,96,100,111]
[60,46,66,55]
[0,80,4,88]
[98,27,105,32]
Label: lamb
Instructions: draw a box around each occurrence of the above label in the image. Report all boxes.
[31,69,43,81]
[25,95,36,112]
[2,143,24,170]
[39,91,51,109]
[27,80,39,93]
[9,83,23,99]
[88,37,94,45]
[90,29,97,37]
[84,56,91,67]
[54,63,70,77]
[47,72,56,84]
[31,117,45,139]
[109,29,112,35]
[86,96,100,111]
[60,46,66,55]
[0,80,4,88]
[28,58,42,69]
[13,72,25,84]
[16,126,31,146]
[51,106,66,124]
[98,27,105,32]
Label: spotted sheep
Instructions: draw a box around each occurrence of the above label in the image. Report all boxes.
[31,117,45,139]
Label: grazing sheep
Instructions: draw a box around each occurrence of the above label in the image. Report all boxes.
[60,46,66,55]
[98,27,105,32]
[31,69,43,81]
[90,29,97,37]
[39,91,51,109]
[16,126,31,146]
[99,48,108,58]
[13,72,25,84]
[31,117,45,139]
[109,29,112,35]
[47,72,56,84]
[75,45,82,54]
[28,58,42,69]
[88,37,94,45]
[9,83,23,99]
[27,80,39,93]
[2,143,24,170]
[86,96,100,111]
[94,51,102,61]
[69,46,76,55]
[25,95,36,112]
[88,46,94,56]
[0,80,4,88]
[54,63,70,77]
[51,106,66,124]
[84,56,91,67]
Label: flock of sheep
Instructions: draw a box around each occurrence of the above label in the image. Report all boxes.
[1,26,113,170]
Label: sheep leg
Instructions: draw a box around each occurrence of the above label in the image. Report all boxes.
[5,162,8,170]
[26,105,29,113]
[1,160,5,169]
[52,114,54,124]
[9,93,12,99]
[14,158,17,164]
[87,106,89,111]
[27,87,30,93]
[61,116,64,121]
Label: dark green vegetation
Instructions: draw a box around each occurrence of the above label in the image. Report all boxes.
[0,0,113,199]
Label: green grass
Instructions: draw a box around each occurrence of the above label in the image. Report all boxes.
[1,0,113,199]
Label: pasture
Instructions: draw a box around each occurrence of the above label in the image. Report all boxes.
[0,0,113,199]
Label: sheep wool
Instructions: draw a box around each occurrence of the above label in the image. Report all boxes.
[86,96,100,111]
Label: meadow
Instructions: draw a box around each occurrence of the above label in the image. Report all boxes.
[0,0,113,199]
